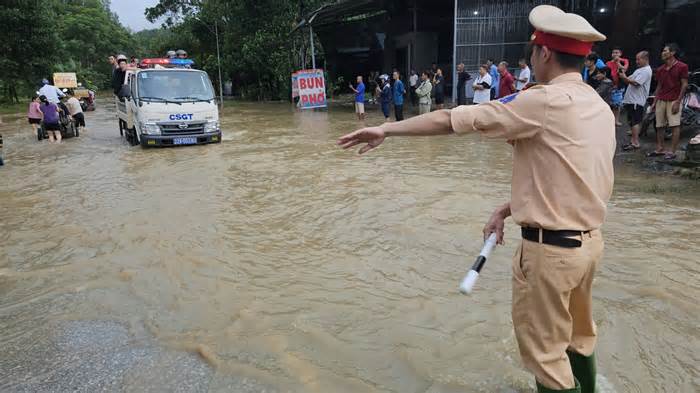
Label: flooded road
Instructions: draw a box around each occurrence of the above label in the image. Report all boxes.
[1,100,698,392]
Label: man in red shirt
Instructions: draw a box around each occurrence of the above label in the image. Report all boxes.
[606,47,629,126]
[497,61,516,98]
[649,43,689,160]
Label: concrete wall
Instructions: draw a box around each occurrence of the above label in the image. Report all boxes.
[394,32,439,75]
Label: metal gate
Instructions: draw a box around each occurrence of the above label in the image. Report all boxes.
[452,0,560,100]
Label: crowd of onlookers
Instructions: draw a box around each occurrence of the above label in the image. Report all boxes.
[348,42,694,160]
[348,59,533,123]
[584,43,691,159]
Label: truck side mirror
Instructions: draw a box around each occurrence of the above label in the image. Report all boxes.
[118,85,132,100]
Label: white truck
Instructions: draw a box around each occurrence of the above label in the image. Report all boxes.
[116,60,221,147]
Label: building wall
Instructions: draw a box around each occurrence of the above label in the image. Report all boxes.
[395,32,439,75]
[453,0,561,99]
[310,0,697,100]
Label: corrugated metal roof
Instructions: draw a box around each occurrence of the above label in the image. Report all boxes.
[293,0,385,32]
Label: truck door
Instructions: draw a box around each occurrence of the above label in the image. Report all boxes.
[126,73,136,128]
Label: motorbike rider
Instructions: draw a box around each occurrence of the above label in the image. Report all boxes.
[39,78,65,104]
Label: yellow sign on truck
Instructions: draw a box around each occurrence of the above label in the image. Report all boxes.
[53,73,78,88]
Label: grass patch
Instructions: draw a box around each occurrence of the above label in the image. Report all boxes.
[0,101,28,116]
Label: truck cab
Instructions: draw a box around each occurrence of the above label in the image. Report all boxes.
[117,63,221,147]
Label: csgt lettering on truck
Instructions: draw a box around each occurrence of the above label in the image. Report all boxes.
[169,114,194,121]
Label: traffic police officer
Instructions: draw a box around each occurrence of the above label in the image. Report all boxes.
[338,5,613,393]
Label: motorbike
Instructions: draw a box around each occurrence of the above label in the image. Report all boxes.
[640,69,700,137]
[680,81,700,127]
[74,87,96,111]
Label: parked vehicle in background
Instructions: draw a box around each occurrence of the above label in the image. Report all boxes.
[115,58,221,148]
[680,70,700,128]
[73,84,96,111]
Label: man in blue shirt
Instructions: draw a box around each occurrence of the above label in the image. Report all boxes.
[487,59,500,100]
[581,54,606,82]
[392,71,405,121]
[349,76,366,120]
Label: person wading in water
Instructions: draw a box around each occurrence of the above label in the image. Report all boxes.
[338,5,614,393]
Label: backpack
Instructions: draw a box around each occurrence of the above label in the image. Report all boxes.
[596,79,613,104]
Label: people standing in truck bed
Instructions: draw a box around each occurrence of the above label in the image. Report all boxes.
[112,55,131,96]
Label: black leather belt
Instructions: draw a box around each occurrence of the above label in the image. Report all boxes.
[521,227,590,248]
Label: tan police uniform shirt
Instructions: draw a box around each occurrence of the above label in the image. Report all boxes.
[450,72,615,231]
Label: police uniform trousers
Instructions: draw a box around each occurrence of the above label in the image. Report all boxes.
[511,229,603,391]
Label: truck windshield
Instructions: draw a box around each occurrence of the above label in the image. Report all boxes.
[137,71,215,102]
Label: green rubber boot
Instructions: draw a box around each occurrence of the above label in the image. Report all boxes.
[568,351,596,393]
[536,379,581,393]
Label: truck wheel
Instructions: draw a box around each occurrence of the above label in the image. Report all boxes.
[129,127,139,146]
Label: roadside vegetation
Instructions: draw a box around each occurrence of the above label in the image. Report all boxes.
[144,0,326,100]
[1,0,326,105]
[1,0,134,103]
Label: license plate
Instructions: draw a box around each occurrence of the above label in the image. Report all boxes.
[173,137,197,145]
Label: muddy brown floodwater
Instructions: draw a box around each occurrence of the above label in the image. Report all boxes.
[1,99,699,393]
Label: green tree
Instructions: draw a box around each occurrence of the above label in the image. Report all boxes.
[0,0,61,102]
[54,0,136,90]
[0,0,138,102]
[147,0,326,100]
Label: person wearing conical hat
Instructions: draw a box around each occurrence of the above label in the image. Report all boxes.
[338,5,613,393]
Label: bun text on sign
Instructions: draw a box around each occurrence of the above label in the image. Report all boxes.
[294,69,327,109]
[53,73,78,88]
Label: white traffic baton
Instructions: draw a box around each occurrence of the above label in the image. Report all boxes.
[459,233,498,294]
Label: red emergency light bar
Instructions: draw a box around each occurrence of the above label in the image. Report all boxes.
[139,58,195,68]
[141,58,171,65]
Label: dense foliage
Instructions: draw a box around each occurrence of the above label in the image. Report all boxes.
[0,0,135,103]
[0,0,323,103]
[145,0,326,100]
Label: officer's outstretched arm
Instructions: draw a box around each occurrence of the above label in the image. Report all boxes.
[338,110,453,154]
[382,109,454,137]
[451,87,547,140]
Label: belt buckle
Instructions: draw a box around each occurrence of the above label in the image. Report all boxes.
[543,229,582,248]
